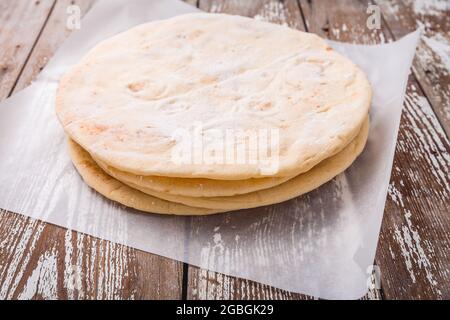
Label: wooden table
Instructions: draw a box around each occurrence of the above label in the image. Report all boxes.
[0,0,448,300]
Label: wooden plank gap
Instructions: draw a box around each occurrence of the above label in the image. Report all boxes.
[182,263,189,300]
[370,0,449,140]
[296,0,309,31]
[7,0,57,97]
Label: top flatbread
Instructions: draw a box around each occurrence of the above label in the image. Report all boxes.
[56,13,371,179]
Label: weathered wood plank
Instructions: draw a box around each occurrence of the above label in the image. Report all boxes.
[378,82,450,299]
[299,0,450,299]
[14,0,95,91]
[375,0,450,137]
[188,268,314,300]
[0,0,55,99]
[299,0,388,43]
[0,210,183,299]
[0,0,183,300]
[199,0,304,29]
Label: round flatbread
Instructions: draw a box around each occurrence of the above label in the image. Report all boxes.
[67,139,223,215]
[57,13,371,180]
[95,158,293,197]
[103,118,368,210]
[122,117,369,210]
[69,118,369,212]
[93,116,366,198]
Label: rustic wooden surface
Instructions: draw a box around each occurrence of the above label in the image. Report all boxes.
[0,0,448,300]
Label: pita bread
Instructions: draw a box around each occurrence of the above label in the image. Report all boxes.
[93,116,366,198]
[95,158,293,197]
[68,139,222,215]
[68,117,368,212]
[57,13,371,180]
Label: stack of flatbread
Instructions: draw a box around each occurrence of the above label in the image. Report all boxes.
[56,13,371,215]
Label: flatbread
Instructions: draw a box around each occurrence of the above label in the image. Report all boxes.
[68,118,369,212]
[122,117,369,210]
[93,116,366,198]
[95,158,293,197]
[67,139,222,215]
[57,13,371,180]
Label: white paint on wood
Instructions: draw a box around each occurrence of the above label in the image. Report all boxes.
[254,1,289,26]
[0,218,45,299]
[17,248,58,299]
[409,0,449,16]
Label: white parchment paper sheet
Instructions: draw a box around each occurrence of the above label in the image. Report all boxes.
[0,0,419,299]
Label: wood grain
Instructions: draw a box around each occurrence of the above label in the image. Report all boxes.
[378,82,450,299]
[199,0,305,29]
[375,0,450,136]
[0,0,448,300]
[0,0,55,99]
[299,0,450,299]
[188,268,314,300]
[14,0,95,91]
[0,210,182,299]
[0,0,183,300]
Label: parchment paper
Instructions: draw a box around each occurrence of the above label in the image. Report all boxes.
[0,0,419,299]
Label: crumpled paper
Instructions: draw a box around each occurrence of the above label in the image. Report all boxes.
[0,0,419,299]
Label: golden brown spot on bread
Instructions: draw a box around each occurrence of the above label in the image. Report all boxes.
[258,102,273,111]
[200,75,218,85]
[128,81,146,92]
[84,123,108,135]
[188,29,204,40]
[248,101,273,111]
[238,67,247,74]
